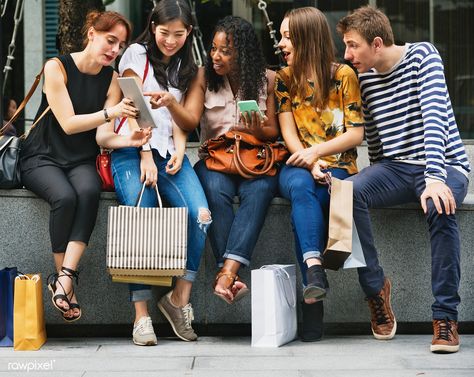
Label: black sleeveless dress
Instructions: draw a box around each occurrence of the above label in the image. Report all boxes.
[20,54,114,171]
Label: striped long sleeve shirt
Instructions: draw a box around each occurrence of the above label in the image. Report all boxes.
[359,42,470,183]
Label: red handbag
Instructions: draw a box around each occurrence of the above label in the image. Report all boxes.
[96,149,115,192]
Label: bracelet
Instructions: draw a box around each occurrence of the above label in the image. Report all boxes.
[103,108,111,123]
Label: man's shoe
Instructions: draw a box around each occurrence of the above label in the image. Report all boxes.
[366,277,397,340]
[300,300,324,342]
[157,291,198,342]
[132,316,157,346]
[303,265,329,301]
[431,318,460,353]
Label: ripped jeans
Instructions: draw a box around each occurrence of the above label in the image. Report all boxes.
[111,148,211,302]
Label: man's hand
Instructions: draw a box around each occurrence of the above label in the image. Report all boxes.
[287,145,320,169]
[420,181,456,215]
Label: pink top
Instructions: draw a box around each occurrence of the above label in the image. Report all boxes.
[199,74,268,144]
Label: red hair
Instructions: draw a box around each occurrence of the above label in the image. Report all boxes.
[82,10,132,48]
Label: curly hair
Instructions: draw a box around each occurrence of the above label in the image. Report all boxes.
[205,16,266,101]
[134,0,197,91]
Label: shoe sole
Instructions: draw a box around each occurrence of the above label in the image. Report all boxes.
[372,319,397,340]
[303,286,327,301]
[133,339,157,346]
[430,344,460,353]
[157,301,196,342]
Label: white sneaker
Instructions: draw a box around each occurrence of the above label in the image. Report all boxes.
[132,316,157,346]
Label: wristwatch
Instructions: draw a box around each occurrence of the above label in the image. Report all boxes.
[103,108,111,122]
[141,143,151,152]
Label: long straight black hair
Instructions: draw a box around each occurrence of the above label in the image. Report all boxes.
[134,0,197,91]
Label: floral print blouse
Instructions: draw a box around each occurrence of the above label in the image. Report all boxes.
[275,64,364,175]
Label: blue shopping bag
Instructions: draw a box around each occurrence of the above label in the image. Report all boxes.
[0,267,18,346]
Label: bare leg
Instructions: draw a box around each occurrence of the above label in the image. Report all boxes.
[171,279,192,307]
[134,301,149,323]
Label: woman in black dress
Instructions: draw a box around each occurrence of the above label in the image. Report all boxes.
[20,10,151,322]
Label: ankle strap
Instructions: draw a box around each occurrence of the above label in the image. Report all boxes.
[61,267,79,284]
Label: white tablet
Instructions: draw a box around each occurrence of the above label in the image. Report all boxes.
[117,77,156,128]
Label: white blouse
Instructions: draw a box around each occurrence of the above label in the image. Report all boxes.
[116,43,183,158]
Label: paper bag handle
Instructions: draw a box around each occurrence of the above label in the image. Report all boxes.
[260,265,296,308]
[15,274,40,282]
[135,182,163,208]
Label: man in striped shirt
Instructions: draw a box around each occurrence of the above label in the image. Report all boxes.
[337,6,470,353]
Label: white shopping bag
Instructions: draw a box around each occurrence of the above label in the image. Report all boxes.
[343,220,367,269]
[251,264,297,347]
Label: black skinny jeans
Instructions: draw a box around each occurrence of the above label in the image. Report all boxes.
[21,164,102,253]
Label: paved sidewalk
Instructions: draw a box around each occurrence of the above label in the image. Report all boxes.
[0,335,473,376]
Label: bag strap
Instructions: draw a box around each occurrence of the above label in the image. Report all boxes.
[115,54,150,134]
[0,57,67,137]
[135,182,163,208]
[260,265,296,308]
[233,133,275,177]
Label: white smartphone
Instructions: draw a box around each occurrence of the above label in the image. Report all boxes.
[117,77,156,128]
[237,100,264,119]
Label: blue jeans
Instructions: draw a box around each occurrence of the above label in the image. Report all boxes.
[279,165,351,284]
[112,148,211,302]
[194,159,278,266]
[347,160,468,320]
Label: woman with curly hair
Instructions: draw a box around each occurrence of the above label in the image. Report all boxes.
[179,15,280,304]
[276,7,364,341]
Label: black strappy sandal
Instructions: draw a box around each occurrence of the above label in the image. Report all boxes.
[47,267,81,322]
[60,267,81,323]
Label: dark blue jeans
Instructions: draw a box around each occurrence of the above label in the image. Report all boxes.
[112,148,210,302]
[347,160,468,320]
[194,159,279,266]
[279,165,351,285]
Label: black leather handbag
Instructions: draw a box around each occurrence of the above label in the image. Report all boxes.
[0,57,66,189]
[0,135,22,189]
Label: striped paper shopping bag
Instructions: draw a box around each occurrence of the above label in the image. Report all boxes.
[106,184,187,277]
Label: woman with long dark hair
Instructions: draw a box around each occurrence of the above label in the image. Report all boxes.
[97,0,210,345]
[153,15,280,305]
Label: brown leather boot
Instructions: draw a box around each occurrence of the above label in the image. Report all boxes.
[431,318,460,353]
[366,277,397,340]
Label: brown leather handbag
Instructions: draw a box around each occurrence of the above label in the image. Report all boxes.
[200,130,289,179]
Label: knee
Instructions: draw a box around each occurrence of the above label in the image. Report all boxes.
[196,207,212,233]
[76,184,101,205]
[53,190,77,212]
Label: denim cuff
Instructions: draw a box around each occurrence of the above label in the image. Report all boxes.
[302,250,323,263]
[179,269,197,283]
[129,288,153,302]
[223,252,250,267]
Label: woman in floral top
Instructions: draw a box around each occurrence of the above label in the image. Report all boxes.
[276,7,364,341]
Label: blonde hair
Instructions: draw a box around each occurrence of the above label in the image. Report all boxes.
[287,7,336,110]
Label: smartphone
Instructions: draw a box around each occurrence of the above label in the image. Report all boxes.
[117,77,156,128]
[237,100,264,119]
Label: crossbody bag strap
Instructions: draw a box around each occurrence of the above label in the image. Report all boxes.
[0,57,67,136]
[115,54,150,134]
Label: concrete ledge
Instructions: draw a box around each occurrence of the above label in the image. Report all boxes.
[2,144,474,330]
[1,188,474,329]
